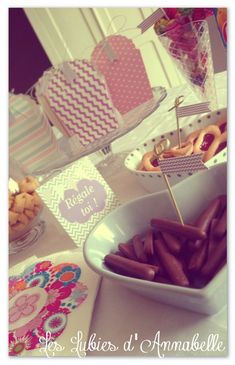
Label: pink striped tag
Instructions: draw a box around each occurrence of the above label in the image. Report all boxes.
[137,9,166,33]
[176,102,210,118]
[159,154,208,174]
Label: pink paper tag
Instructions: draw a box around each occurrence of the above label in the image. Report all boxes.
[91,35,153,115]
[47,60,119,146]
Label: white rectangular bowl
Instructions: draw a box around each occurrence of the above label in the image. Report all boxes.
[84,163,227,315]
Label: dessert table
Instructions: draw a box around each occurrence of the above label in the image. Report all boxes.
[9,71,227,357]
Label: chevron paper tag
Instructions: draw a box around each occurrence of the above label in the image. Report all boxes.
[37,157,119,247]
[46,59,119,146]
[159,154,208,174]
[137,8,166,33]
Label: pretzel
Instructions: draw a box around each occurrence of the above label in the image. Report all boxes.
[185,129,202,144]
[137,160,145,171]
[142,151,161,172]
[193,125,221,156]
[216,117,227,133]
[202,131,227,162]
[163,140,193,158]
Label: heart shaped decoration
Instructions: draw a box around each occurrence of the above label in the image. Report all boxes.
[46,60,119,146]
[91,35,153,115]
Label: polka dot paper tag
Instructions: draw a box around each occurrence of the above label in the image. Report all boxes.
[91,35,153,115]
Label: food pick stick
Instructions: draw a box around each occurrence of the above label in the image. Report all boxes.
[154,139,184,225]
[168,95,184,149]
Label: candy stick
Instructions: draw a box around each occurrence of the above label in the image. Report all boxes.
[168,95,184,148]
[144,229,154,257]
[154,238,190,287]
[154,139,184,225]
[201,235,227,278]
[151,218,206,240]
[161,231,182,255]
[188,196,221,250]
[213,207,227,239]
[118,243,137,260]
[132,234,148,263]
[188,238,209,273]
[104,254,156,281]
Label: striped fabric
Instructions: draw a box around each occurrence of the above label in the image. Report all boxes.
[176,102,210,118]
[159,154,208,174]
[9,93,59,174]
[137,9,165,33]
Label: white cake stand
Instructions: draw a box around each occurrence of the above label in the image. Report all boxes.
[32,86,167,181]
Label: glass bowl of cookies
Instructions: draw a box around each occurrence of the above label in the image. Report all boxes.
[9,176,45,254]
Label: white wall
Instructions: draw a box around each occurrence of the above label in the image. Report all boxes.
[24,8,226,87]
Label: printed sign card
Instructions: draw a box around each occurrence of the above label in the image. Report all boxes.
[37,157,119,247]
